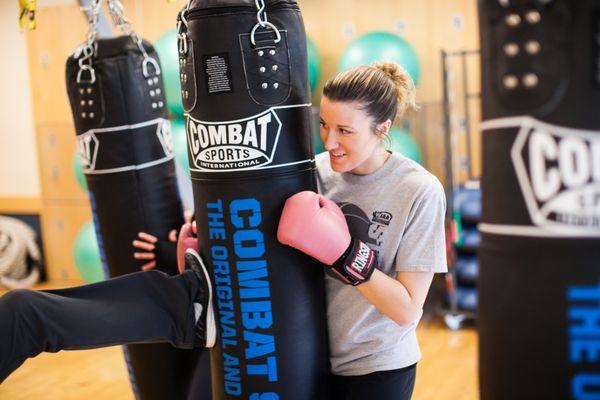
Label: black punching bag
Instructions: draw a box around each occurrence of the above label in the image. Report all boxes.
[478,1,600,399]
[177,1,329,398]
[66,36,206,400]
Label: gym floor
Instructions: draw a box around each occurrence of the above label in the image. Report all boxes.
[0,284,478,400]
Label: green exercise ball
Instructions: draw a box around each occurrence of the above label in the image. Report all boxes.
[171,118,190,176]
[314,131,325,155]
[154,29,183,118]
[313,118,325,155]
[73,221,105,283]
[72,152,87,191]
[389,127,422,163]
[307,36,321,92]
[338,31,421,86]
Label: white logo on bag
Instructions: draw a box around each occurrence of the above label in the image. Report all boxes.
[186,108,281,171]
[76,118,173,174]
[510,117,600,233]
[77,132,99,170]
[156,119,174,157]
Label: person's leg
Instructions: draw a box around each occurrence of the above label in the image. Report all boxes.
[0,270,200,383]
[330,364,417,400]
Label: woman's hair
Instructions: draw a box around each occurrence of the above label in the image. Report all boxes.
[322,62,417,132]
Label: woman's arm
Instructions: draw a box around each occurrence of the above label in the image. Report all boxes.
[356,176,446,326]
[277,190,444,326]
[356,270,434,326]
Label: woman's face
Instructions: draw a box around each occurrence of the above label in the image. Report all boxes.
[319,96,388,175]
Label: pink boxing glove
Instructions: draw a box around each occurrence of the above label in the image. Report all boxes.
[277,191,377,286]
[176,222,198,273]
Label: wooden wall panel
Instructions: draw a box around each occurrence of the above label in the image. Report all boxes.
[299,0,431,100]
[130,0,184,41]
[26,4,89,125]
[468,97,482,179]
[427,0,481,183]
[427,0,480,101]
[0,197,42,214]
[41,202,91,282]
[36,123,88,202]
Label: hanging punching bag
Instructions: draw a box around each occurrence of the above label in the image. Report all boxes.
[177,1,329,398]
[65,3,207,399]
[478,1,600,399]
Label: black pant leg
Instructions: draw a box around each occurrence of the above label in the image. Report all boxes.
[0,270,200,383]
[330,364,417,400]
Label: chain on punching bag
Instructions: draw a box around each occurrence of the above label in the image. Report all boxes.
[177,1,329,398]
[65,1,207,398]
[478,1,600,399]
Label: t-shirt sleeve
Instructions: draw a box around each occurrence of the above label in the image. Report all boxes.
[394,177,448,273]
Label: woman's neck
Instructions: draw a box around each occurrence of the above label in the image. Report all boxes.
[349,149,391,176]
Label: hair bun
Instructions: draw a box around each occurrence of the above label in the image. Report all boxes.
[374,62,418,115]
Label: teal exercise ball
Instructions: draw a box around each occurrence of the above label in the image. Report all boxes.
[314,132,325,155]
[171,118,190,176]
[313,116,325,155]
[154,30,183,118]
[338,32,421,86]
[72,151,87,191]
[73,222,105,283]
[389,127,422,163]
[307,36,321,92]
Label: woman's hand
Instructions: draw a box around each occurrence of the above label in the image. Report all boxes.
[133,230,177,271]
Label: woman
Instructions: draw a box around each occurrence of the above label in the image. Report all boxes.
[280,63,447,399]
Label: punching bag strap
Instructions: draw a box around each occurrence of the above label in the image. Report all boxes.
[76,0,102,86]
[176,0,191,56]
[177,3,197,113]
[72,0,104,128]
[241,0,291,105]
[107,0,161,79]
[250,0,282,46]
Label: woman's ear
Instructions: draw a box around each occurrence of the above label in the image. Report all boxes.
[376,120,392,139]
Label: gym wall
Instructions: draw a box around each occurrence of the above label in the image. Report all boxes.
[0,1,40,204]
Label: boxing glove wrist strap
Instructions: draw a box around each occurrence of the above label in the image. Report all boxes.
[330,238,377,286]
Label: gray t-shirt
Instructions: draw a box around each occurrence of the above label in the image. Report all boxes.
[316,151,448,376]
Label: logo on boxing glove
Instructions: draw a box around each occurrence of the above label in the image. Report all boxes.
[510,117,600,234]
[336,239,376,285]
[349,241,374,274]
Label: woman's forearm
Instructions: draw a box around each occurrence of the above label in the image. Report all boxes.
[356,270,434,326]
